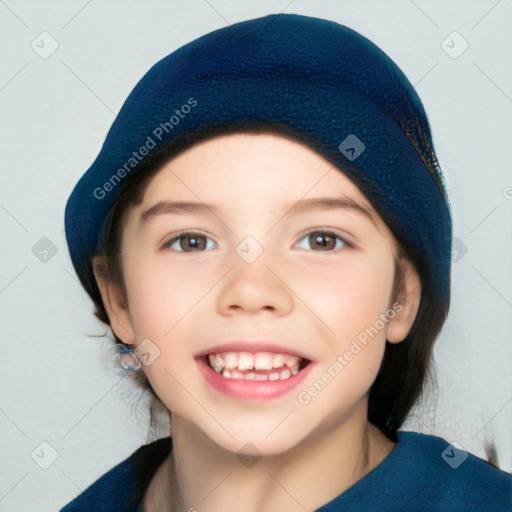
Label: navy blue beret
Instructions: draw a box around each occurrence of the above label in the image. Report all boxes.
[65,13,451,304]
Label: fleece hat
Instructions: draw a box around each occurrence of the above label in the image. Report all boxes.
[65,13,452,304]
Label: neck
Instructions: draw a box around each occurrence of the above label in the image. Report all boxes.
[145,411,395,512]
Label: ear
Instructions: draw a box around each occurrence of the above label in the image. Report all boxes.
[93,256,136,345]
[386,258,421,344]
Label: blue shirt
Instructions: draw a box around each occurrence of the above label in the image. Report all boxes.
[60,431,511,511]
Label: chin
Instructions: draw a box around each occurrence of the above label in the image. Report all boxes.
[210,428,306,458]
[175,409,311,458]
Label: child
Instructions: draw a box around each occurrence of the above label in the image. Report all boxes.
[60,13,510,512]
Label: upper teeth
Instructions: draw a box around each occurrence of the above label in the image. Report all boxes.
[208,351,301,375]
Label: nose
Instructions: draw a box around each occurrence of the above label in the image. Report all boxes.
[216,250,294,317]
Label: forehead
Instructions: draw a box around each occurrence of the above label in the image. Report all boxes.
[141,132,368,206]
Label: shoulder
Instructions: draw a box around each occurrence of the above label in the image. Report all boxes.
[59,437,172,512]
[395,431,511,511]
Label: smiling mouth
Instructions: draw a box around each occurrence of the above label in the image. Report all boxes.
[203,351,311,381]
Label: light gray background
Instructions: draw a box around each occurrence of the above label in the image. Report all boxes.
[1,1,511,510]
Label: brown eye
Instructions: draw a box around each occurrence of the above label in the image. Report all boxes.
[166,233,215,252]
[309,232,336,250]
[296,231,347,251]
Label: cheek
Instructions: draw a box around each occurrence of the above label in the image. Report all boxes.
[295,252,396,343]
[121,250,210,339]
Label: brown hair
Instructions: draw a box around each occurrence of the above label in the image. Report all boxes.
[88,122,448,441]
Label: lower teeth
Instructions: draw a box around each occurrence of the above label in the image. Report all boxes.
[206,356,306,381]
[217,367,298,381]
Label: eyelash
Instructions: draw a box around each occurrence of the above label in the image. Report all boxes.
[162,230,352,253]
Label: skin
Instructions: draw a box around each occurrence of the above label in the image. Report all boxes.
[95,133,421,512]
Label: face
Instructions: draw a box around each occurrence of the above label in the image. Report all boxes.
[98,133,420,455]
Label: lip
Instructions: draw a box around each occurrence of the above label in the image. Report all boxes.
[197,356,314,400]
[195,340,316,400]
[195,341,315,362]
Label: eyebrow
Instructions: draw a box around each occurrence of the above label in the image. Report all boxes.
[140,201,219,223]
[283,196,376,224]
[139,196,377,227]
